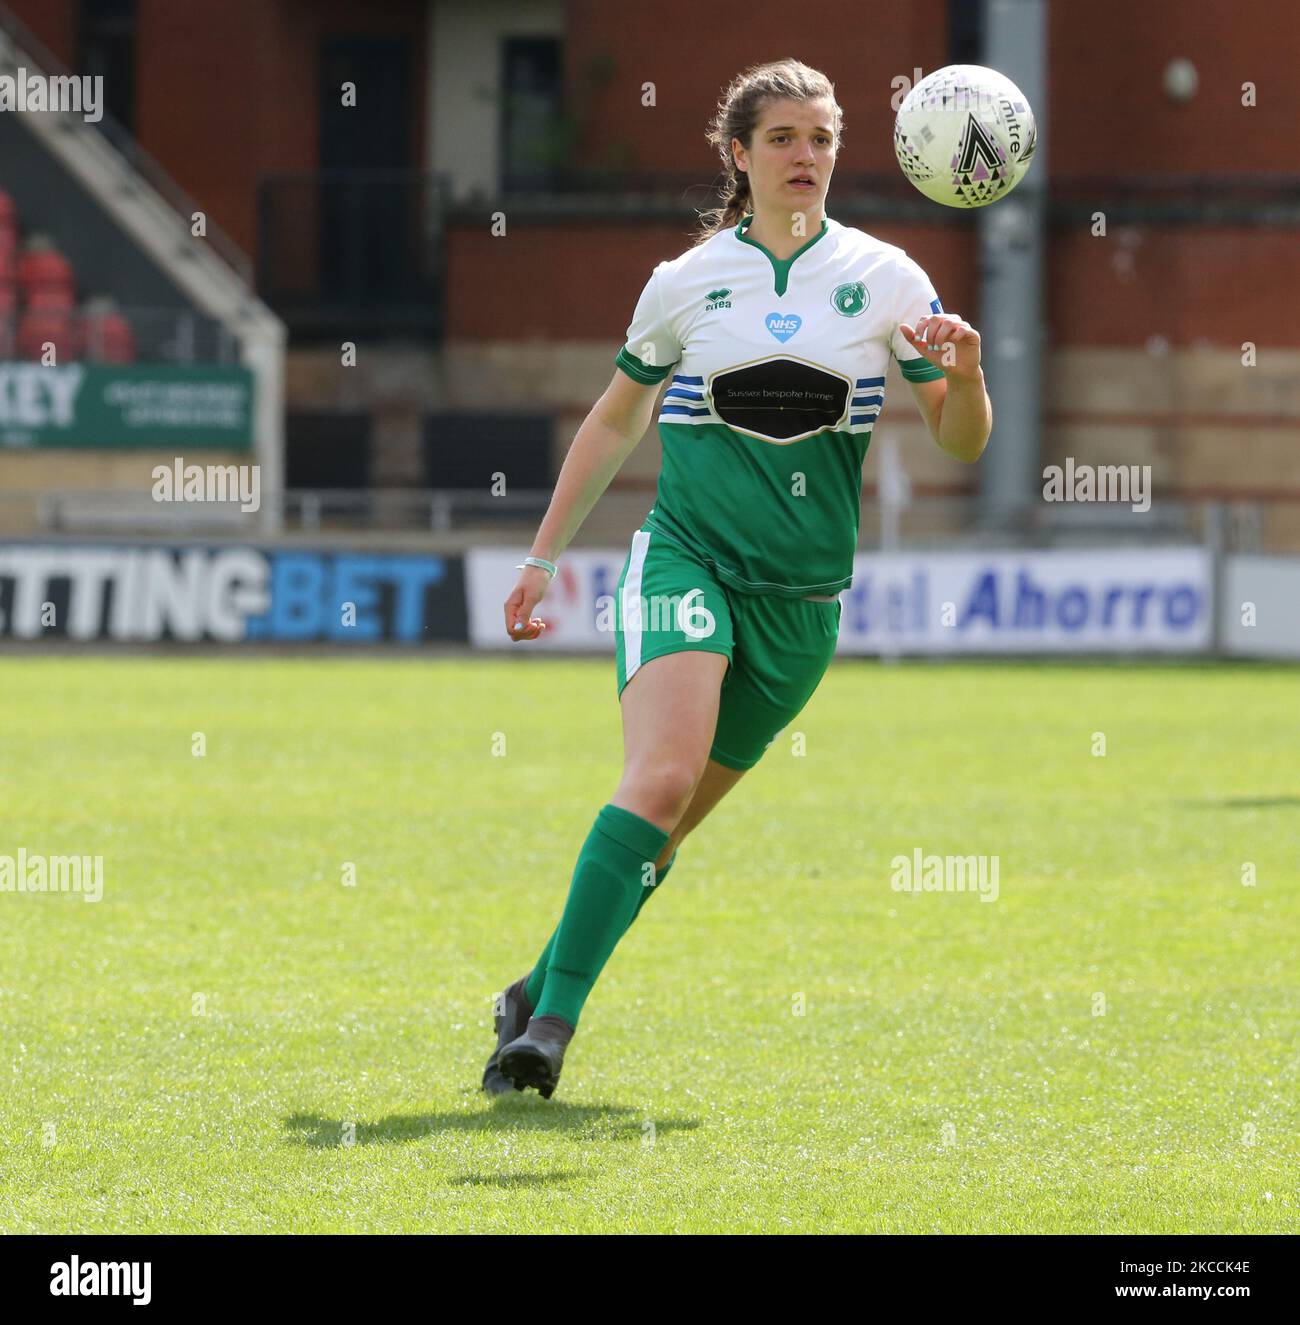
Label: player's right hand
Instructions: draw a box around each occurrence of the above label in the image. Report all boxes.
[504,566,552,642]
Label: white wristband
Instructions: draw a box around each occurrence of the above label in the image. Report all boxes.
[516,556,557,578]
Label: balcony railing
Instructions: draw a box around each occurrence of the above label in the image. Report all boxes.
[257,171,448,339]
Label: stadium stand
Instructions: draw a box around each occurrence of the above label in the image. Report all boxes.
[0,198,139,363]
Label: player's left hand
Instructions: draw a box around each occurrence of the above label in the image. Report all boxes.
[899,314,982,381]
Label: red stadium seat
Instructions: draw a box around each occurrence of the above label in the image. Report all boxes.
[0,281,14,358]
[18,240,76,307]
[0,193,15,304]
[82,301,137,363]
[26,284,76,312]
[0,191,16,273]
[17,308,81,362]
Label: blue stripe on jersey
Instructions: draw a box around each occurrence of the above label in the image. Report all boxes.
[849,416,877,426]
[855,376,885,388]
[660,404,710,418]
[851,393,883,406]
[671,374,705,385]
[663,388,704,401]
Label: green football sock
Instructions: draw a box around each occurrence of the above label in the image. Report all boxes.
[628,846,677,925]
[523,935,553,1012]
[527,805,671,1027]
[522,847,678,1010]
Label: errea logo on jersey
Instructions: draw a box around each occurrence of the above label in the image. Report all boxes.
[704,288,732,311]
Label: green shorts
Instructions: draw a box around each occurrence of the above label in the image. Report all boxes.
[612,523,842,771]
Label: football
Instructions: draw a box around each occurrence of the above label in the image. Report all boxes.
[894,64,1038,208]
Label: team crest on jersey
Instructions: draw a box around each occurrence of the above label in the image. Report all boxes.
[765,312,802,343]
[830,281,869,317]
[704,288,732,311]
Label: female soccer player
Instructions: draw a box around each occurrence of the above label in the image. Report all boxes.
[485,59,991,1098]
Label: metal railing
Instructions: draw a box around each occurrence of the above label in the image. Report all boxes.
[5,487,1275,557]
[257,171,448,337]
[0,307,242,364]
[284,489,550,534]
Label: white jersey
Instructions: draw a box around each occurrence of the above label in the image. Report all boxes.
[615,213,945,597]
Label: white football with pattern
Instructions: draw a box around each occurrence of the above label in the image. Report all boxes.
[894,64,1037,209]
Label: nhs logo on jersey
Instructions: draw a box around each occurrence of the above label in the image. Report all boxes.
[765,312,802,343]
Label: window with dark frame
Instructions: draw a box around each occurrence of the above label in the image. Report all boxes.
[77,0,137,133]
[500,37,563,191]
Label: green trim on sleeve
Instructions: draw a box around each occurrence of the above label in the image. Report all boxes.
[615,346,673,384]
[898,357,946,383]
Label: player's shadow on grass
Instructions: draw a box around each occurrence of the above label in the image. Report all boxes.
[1179,796,1300,809]
[284,1108,700,1149]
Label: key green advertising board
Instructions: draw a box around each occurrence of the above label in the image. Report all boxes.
[0,363,254,449]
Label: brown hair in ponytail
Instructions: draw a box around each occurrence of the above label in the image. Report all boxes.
[695,59,842,246]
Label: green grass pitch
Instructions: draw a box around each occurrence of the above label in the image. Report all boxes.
[1,656,1296,1233]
